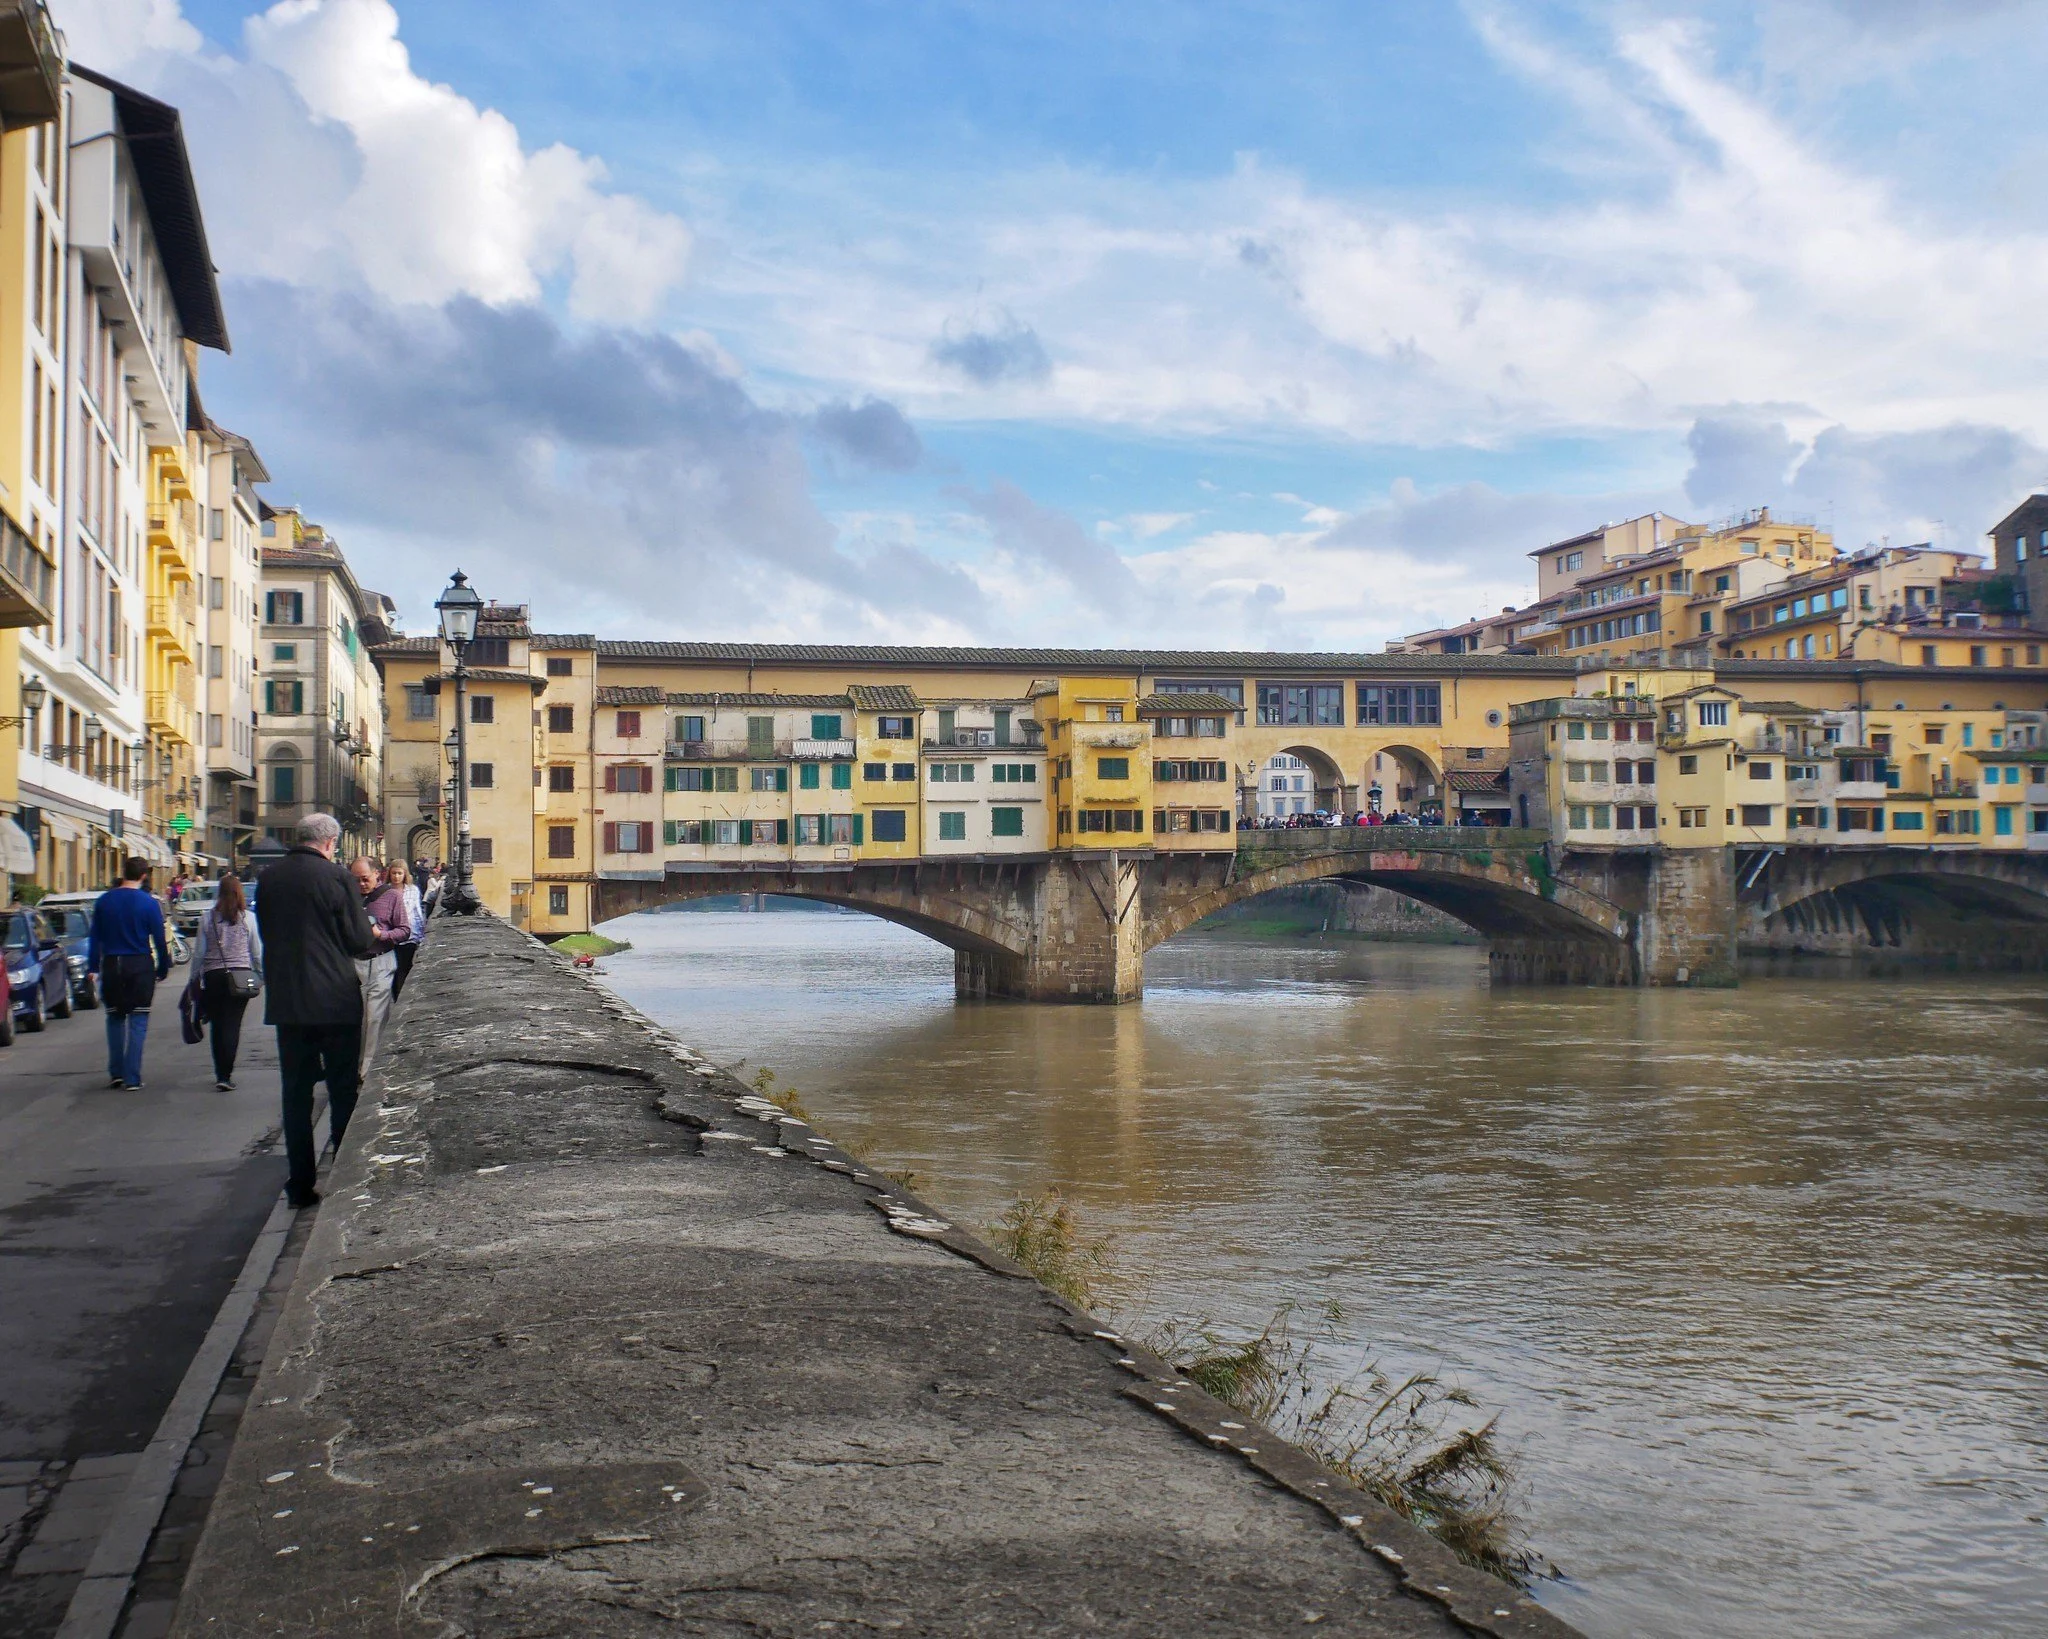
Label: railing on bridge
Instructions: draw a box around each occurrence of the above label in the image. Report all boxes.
[1236,826,1549,856]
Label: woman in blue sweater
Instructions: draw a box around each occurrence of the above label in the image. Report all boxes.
[86,857,173,1089]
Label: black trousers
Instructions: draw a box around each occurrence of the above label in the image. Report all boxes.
[277,1020,363,1199]
[200,971,252,1083]
[392,942,417,998]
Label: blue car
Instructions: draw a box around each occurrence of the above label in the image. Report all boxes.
[3,906,74,1040]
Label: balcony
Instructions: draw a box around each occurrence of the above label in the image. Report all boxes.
[792,737,855,759]
[668,738,793,761]
[0,1,62,131]
[0,507,54,628]
[146,691,198,747]
[1931,778,1979,799]
[1073,727,1146,750]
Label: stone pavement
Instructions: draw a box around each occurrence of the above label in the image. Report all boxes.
[0,967,292,1637]
[171,915,1579,1638]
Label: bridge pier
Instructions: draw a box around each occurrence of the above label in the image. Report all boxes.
[956,854,1145,1002]
[1636,848,1741,986]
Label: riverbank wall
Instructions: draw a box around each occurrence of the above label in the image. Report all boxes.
[168,912,1575,1637]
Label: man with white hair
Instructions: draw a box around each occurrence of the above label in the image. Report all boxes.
[254,812,380,1208]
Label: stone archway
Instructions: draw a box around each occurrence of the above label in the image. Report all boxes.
[1265,743,1352,816]
[1362,743,1441,817]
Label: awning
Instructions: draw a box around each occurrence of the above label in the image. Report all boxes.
[0,817,34,874]
[44,811,85,843]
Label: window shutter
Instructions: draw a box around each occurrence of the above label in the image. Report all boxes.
[739,820,753,845]
[640,823,655,854]
[851,814,863,845]
[603,822,618,853]
[604,765,618,793]
[264,591,274,623]
[776,818,789,844]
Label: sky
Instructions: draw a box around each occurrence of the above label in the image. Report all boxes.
[57,0,2048,647]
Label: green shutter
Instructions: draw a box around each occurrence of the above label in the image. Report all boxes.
[776,818,789,844]
[832,762,852,790]
[800,763,819,789]
[851,814,864,845]
[739,820,753,845]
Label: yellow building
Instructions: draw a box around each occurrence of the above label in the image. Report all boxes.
[0,0,62,891]
[1137,692,1238,845]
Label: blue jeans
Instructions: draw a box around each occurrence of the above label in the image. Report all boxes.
[106,1010,149,1086]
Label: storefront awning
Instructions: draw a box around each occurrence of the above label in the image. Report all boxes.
[44,811,85,843]
[0,817,34,874]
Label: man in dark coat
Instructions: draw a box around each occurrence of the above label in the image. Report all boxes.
[255,812,378,1207]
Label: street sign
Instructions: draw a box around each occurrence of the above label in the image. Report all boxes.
[170,811,193,837]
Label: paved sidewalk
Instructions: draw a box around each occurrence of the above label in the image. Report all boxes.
[0,983,291,1638]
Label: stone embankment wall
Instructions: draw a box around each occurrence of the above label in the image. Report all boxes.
[170,914,1577,1638]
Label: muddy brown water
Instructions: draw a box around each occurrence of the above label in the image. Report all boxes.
[595,908,2048,1638]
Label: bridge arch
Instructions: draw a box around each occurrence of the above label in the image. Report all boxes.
[1262,743,1350,815]
[1748,849,2048,961]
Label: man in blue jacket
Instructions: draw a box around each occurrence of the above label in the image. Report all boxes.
[87,857,173,1088]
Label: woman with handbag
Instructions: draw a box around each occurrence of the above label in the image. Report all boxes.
[187,873,263,1091]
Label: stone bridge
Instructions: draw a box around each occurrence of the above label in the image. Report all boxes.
[590,830,2048,999]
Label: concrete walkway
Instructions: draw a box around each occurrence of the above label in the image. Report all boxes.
[171,916,1576,1637]
[0,976,288,1638]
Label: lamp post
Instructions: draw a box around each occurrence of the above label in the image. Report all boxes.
[434,569,483,914]
[0,672,46,734]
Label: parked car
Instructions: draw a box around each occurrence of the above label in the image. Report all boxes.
[3,906,73,1035]
[170,879,219,938]
[34,892,104,1010]
[0,955,10,1047]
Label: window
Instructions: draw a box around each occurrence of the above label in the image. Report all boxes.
[546,657,572,676]
[930,762,976,783]
[938,811,967,841]
[1097,756,1130,780]
[548,886,569,916]
[863,762,887,782]
[892,762,916,781]
[1676,806,1707,828]
[606,764,652,794]
[548,765,575,792]
[405,686,434,720]
[1921,646,1939,667]
[1699,610,1713,634]
[1970,646,1988,668]
[747,716,776,756]
[265,590,304,625]
[272,643,297,662]
[617,710,642,738]
[1568,721,1587,741]
[548,824,575,858]
[677,715,705,743]
[1568,804,1588,829]
[1256,683,1344,726]
[270,763,296,804]
[831,763,853,790]
[991,763,1037,782]
[750,767,788,792]
[1697,701,1728,727]
[875,715,915,739]
[603,821,653,853]
[471,838,495,865]
[470,695,494,724]
[1354,683,1440,726]
[1739,804,1774,827]
[1995,807,2015,837]
[794,815,823,846]
[1749,762,1773,780]
[713,820,740,846]
[471,763,494,788]
[1923,725,1945,745]
[1562,550,1583,571]
[800,763,820,790]
[871,809,908,843]
[264,680,304,714]
[1154,679,1245,704]
[991,806,1024,838]
[548,705,574,733]
[831,814,858,845]
[810,714,843,739]
[1076,808,1146,833]
[1961,723,1975,748]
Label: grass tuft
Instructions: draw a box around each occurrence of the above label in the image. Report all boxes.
[748,1068,815,1124]
[552,933,631,958]
[985,1188,1114,1308]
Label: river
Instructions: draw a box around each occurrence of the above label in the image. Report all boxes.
[594,907,2048,1638]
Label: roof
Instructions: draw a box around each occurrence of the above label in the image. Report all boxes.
[1990,493,2048,536]
[847,684,920,710]
[70,66,228,351]
[372,635,438,658]
[663,692,853,708]
[1136,693,1241,714]
[1446,770,1508,792]
[594,686,667,706]
[1736,699,1824,716]
[421,669,546,694]
[1663,684,1737,702]
[532,634,597,651]
[593,641,1575,674]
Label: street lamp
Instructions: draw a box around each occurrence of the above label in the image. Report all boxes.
[0,673,46,732]
[434,569,484,914]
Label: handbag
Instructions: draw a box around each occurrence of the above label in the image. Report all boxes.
[178,987,206,1045]
[226,968,262,999]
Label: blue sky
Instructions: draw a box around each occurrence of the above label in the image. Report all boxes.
[65,0,2048,646]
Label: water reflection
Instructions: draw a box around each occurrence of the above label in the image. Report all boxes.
[597,909,2048,1639]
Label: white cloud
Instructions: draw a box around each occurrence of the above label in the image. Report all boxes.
[56,0,691,323]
